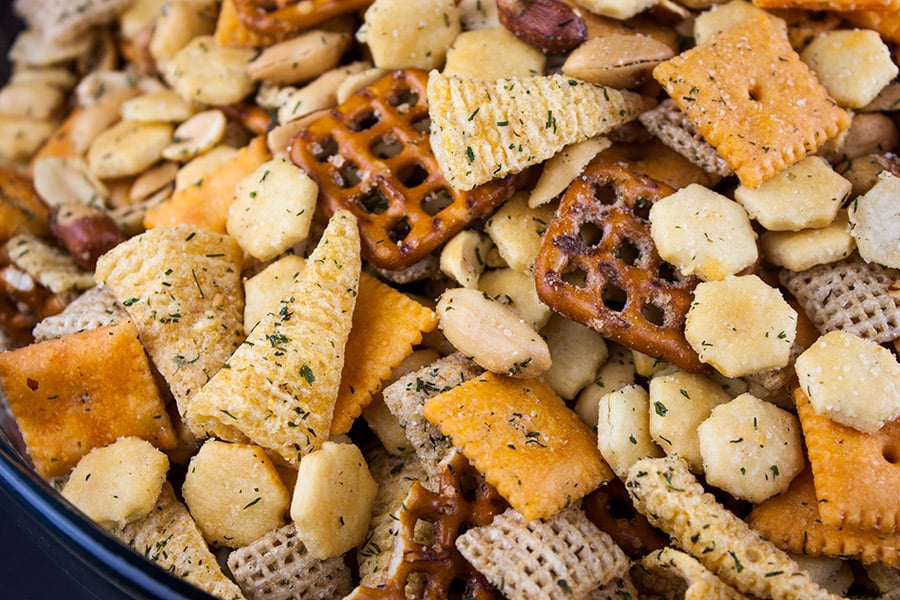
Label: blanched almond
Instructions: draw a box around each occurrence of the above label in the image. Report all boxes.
[436,287,551,378]
[161,109,226,161]
[33,157,108,209]
[562,34,674,89]
[247,30,351,85]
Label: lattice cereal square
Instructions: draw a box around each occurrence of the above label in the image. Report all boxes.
[423,373,612,520]
[652,14,850,188]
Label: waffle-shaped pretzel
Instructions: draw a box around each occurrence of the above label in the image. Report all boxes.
[232,0,373,37]
[533,160,704,372]
[347,451,506,600]
[290,69,520,271]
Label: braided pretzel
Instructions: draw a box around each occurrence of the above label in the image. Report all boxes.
[348,452,506,600]
[232,0,373,37]
[533,160,705,372]
[290,69,520,270]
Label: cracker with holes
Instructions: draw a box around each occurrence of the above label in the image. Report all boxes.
[427,71,648,191]
[533,160,704,372]
[0,320,177,479]
[652,14,850,188]
[290,69,519,271]
[33,285,128,341]
[795,386,900,531]
[423,372,612,520]
[455,507,630,600]
[186,212,360,465]
[94,226,246,423]
[331,272,438,435]
[748,468,900,567]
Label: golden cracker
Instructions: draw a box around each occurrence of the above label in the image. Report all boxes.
[423,372,612,521]
[796,387,900,531]
[842,9,900,44]
[652,14,850,188]
[0,320,176,478]
[94,226,246,421]
[330,272,438,435]
[185,211,361,466]
[749,468,900,567]
[755,0,900,11]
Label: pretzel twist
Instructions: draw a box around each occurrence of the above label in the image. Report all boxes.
[232,0,373,37]
[533,160,704,372]
[291,69,520,270]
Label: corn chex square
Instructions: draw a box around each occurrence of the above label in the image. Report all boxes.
[652,14,850,188]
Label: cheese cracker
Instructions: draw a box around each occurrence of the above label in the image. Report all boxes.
[330,272,438,435]
[423,372,612,520]
[796,387,900,531]
[652,14,850,188]
[749,468,900,567]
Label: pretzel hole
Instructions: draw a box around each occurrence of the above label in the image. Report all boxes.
[632,196,652,221]
[350,109,380,132]
[359,187,390,214]
[310,136,337,161]
[578,222,603,247]
[372,135,403,159]
[412,116,431,134]
[562,264,588,288]
[422,188,454,216]
[337,162,362,188]
[389,87,420,109]
[641,301,666,327]
[398,163,429,188]
[602,283,627,312]
[615,239,641,266]
[592,182,618,206]
[388,216,412,243]
[658,262,679,284]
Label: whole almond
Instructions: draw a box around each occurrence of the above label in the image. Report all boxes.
[497,0,587,53]
[563,34,675,89]
[50,203,124,271]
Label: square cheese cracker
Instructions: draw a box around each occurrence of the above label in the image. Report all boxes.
[652,14,850,188]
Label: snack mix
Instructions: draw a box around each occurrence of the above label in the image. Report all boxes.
[1,0,900,598]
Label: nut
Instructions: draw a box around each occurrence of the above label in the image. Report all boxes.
[50,203,124,270]
[436,287,551,378]
[497,0,587,53]
[562,34,675,89]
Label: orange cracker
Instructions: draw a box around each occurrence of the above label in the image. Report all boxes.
[0,320,177,478]
[214,0,279,48]
[652,14,851,188]
[143,136,271,233]
[795,387,900,531]
[755,0,900,11]
[749,468,900,566]
[423,372,612,521]
[842,9,900,44]
[330,272,438,435]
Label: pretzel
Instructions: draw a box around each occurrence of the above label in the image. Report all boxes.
[231,0,374,38]
[347,451,506,600]
[582,477,667,560]
[290,69,520,271]
[533,160,704,372]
